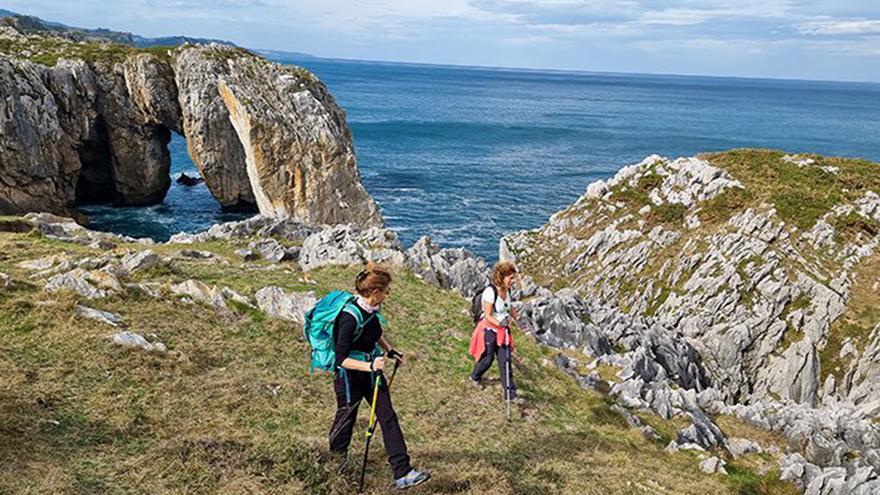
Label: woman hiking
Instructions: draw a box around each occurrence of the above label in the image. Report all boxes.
[328,264,430,490]
[468,261,524,404]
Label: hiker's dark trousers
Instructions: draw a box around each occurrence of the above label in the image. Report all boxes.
[470,328,517,399]
[329,369,412,479]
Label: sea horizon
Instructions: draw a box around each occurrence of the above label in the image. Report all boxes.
[258,49,880,87]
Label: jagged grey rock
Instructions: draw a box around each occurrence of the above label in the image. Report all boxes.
[17,255,60,272]
[111,331,166,353]
[221,287,253,308]
[125,282,163,299]
[45,268,111,299]
[518,289,611,357]
[255,286,317,324]
[23,213,151,246]
[177,249,215,259]
[299,225,405,271]
[503,152,880,480]
[169,215,318,244]
[75,305,123,327]
[406,236,489,296]
[121,250,160,273]
[248,238,299,263]
[699,456,727,475]
[170,279,227,309]
[728,438,762,458]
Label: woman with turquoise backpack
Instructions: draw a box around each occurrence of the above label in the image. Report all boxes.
[327,263,430,490]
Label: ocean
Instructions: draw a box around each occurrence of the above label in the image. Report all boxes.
[80,56,880,261]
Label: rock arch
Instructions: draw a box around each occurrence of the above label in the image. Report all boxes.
[0,35,383,228]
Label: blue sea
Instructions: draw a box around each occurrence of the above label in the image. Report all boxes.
[80,57,880,261]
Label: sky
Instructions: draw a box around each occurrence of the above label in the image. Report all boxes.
[4,1,880,82]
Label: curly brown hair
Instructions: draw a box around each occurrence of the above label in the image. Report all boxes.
[491,261,518,288]
[354,263,393,296]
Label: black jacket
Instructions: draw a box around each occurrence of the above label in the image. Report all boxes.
[333,304,383,370]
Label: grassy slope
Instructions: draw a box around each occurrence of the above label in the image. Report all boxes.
[0,21,255,67]
[0,229,794,494]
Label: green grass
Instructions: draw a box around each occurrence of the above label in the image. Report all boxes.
[818,253,880,383]
[703,149,880,231]
[722,463,798,495]
[648,203,688,226]
[698,187,754,225]
[0,228,795,494]
[830,211,880,243]
[0,28,321,90]
[0,35,172,66]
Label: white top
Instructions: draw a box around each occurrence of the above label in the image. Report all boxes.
[482,286,512,328]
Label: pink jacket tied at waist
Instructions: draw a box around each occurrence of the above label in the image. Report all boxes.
[468,319,515,360]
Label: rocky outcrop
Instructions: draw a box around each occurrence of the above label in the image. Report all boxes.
[255,286,317,324]
[0,51,79,213]
[505,151,880,488]
[299,224,406,271]
[217,56,382,225]
[406,236,489,296]
[172,47,253,208]
[0,27,381,227]
[504,152,880,407]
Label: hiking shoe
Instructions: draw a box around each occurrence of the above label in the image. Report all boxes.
[393,468,431,490]
[468,377,484,389]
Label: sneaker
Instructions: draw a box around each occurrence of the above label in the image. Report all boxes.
[512,396,527,406]
[468,377,483,389]
[393,468,431,490]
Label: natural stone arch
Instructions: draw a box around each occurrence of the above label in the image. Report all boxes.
[0,32,383,228]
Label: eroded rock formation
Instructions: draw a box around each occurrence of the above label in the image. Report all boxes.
[0,26,382,227]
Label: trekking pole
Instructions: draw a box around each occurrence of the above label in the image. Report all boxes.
[505,328,512,422]
[357,360,399,493]
[387,359,400,389]
[358,372,382,493]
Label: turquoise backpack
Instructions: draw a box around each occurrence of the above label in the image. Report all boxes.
[303,290,384,372]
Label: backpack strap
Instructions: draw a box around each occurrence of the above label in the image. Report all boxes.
[339,303,383,368]
[482,285,498,320]
[342,302,378,343]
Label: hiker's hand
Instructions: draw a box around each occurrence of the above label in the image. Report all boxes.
[387,349,405,365]
[371,357,387,371]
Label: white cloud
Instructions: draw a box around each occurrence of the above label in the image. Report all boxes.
[798,19,880,35]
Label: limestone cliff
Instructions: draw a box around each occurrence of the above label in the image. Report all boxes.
[0,25,382,227]
[504,150,880,411]
[503,150,880,490]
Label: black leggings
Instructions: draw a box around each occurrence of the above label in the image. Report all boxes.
[470,329,517,399]
[329,370,412,479]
